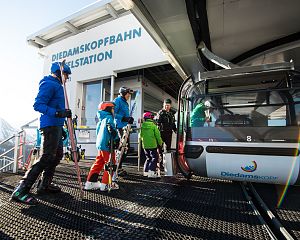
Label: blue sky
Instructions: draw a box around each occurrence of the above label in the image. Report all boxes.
[0,0,97,128]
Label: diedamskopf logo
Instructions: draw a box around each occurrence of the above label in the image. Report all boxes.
[241,161,257,172]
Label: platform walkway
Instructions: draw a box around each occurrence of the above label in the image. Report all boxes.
[0,160,270,240]
[253,183,300,239]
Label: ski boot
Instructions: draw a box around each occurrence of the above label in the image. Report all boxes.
[100,182,119,191]
[37,177,61,195]
[10,182,38,205]
[84,181,101,190]
[148,170,161,179]
[118,168,127,177]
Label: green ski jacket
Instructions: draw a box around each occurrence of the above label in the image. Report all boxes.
[140,119,163,149]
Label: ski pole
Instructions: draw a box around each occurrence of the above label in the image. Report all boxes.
[60,60,84,199]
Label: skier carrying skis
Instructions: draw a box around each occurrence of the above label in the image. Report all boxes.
[113,86,134,176]
[84,101,120,191]
[140,112,163,178]
[11,62,72,205]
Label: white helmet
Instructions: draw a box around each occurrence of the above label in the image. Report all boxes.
[204,100,211,108]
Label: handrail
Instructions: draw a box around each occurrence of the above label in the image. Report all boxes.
[0,130,25,173]
[0,147,15,158]
[0,130,23,146]
[0,135,16,146]
[3,156,14,161]
[21,118,38,129]
[0,161,14,172]
[0,156,15,172]
[1,118,39,174]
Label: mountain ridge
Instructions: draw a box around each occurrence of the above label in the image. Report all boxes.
[0,117,19,141]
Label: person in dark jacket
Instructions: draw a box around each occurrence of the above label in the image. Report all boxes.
[156,99,177,149]
[10,62,72,205]
[113,86,134,176]
[156,99,177,169]
[140,112,163,178]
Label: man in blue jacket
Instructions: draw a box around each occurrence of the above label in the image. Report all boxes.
[10,62,72,205]
[114,86,134,176]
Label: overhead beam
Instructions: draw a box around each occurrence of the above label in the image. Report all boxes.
[105,3,119,19]
[34,36,48,47]
[27,39,42,48]
[197,41,238,69]
[185,0,214,71]
[64,21,79,34]
[231,31,300,65]
[129,0,188,80]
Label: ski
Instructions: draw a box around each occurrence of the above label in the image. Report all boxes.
[60,60,84,199]
[113,90,140,181]
[106,123,115,192]
[64,115,83,163]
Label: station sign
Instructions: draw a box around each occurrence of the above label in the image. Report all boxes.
[41,14,167,81]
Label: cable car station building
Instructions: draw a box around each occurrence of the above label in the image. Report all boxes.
[2,1,300,239]
[27,1,182,157]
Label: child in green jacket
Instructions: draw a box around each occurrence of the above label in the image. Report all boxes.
[140,112,163,178]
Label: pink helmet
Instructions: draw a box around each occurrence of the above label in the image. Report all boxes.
[143,112,154,119]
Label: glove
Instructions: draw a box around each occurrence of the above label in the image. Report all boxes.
[62,128,67,141]
[107,124,118,138]
[122,116,134,124]
[55,109,72,118]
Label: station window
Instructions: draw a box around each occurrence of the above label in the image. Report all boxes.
[82,81,102,127]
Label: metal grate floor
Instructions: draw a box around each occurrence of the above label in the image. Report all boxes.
[0,161,270,240]
[253,183,300,239]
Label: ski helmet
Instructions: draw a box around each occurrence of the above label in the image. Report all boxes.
[51,62,72,75]
[119,86,133,96]
[143,112,154,119]
[204,100,211,108]
[164,99,172,104]
[98,101,115,112]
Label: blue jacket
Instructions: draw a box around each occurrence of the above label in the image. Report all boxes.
[33,75,65,129]
[96,110,119,151]
[114,95,130,129]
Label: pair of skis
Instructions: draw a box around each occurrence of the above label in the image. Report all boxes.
[64,116,85,163]
[113,124,131,181]
[60,60,84,198]
[113,90,140,181]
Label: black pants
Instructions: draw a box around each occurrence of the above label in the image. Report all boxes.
[160,131,173,151]
[22,126,63,188]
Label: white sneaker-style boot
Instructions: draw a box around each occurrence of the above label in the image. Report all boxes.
[100,182,119,191]
[100,183,108,191]
[84,181,101,190]
[148,170,160,178]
